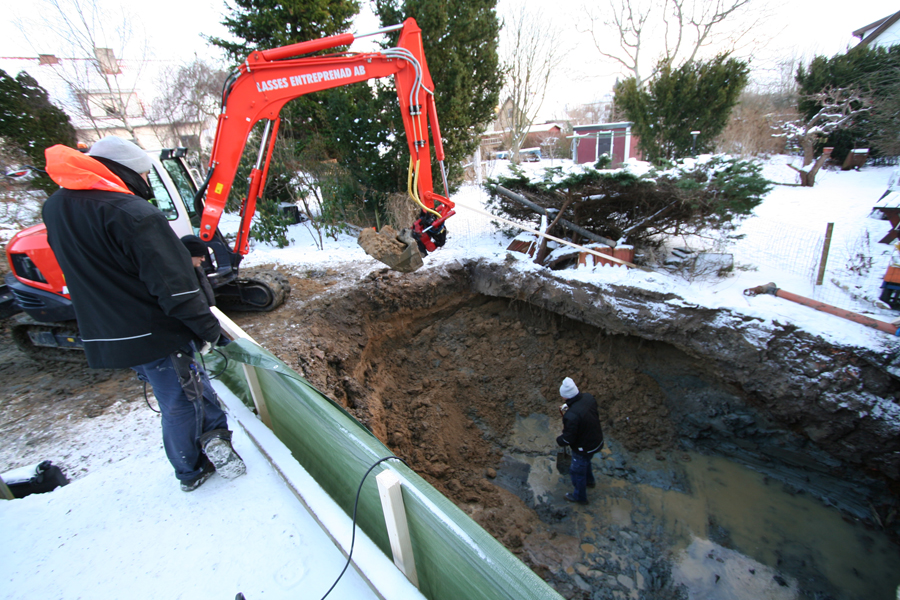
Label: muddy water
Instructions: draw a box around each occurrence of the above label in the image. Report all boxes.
[502,414,900,599]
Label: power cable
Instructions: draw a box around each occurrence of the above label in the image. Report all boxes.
[142,381,160,413]
[141,346,229,414]
[318,455,408,600]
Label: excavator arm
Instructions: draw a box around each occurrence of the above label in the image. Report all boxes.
[198,18,455,262]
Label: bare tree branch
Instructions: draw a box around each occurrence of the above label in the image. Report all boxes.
[587,0,762,88]
[17,0,150,142]
[499,4,567,162]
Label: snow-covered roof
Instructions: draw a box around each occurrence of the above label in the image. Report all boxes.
[526,122,563,134]
[572,121,633,133]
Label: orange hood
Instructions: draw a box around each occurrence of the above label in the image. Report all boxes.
[44,145,133,195]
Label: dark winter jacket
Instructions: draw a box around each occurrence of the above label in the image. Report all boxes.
[556,392,604,454]
[41,145,220,369]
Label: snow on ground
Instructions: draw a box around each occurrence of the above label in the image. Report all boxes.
[2,154,897,599]
[0,391,405,600]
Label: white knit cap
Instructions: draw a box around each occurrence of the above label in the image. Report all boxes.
[87,136,152,174]
[559,377,579,399]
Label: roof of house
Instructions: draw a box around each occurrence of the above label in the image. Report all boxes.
[573,121,633,133]
[527,122,563,134]
[852,10,900,47]
[482,122,563,136]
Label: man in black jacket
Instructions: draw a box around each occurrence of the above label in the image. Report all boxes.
[42,136,245,492]
[556,377,603,504]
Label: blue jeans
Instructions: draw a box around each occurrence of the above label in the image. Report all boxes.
[569,451,596,502]
[133,345,228,481]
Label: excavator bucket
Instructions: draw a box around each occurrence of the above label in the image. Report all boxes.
[357,225,424,273]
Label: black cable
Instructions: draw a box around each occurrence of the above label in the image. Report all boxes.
[141,345,228,413]
[319,455,409,600]
[142,381,160,413]
[200,346,229,380]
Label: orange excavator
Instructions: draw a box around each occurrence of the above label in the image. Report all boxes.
[3,18,455,360]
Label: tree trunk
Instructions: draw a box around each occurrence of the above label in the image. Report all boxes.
[801,136,815,167]
[534,196,573,264]
[789,151,829,187]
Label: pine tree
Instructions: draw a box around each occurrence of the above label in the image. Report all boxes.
[207,0,360,60]
[0,69,76,193]
[615,55,749,162]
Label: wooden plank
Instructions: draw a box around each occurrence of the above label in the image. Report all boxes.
[0,475,13,500]
[211,306,259,344]
[376,470,419,587]
[210,306,271,427]
[242,363,272,428]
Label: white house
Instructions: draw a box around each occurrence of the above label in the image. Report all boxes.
[0,49,213,152]
[852,10,900,49]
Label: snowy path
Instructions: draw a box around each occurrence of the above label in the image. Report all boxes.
[0,396,399,600]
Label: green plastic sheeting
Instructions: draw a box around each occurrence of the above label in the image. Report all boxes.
[209,340,563,600]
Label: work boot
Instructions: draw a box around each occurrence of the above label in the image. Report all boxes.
[564,492,588,505]
[181,460,215,492]
[201,429,246,480]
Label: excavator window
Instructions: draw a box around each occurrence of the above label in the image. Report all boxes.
[147,167,179,221]
[160,157,199,221]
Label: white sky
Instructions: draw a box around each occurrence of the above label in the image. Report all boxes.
[0,0,896,119]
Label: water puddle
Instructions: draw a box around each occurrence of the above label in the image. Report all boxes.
[499,413,900,599]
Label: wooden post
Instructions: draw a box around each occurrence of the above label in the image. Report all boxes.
[0,475,14,500]
[376,470,419,587]
[242,364,272,428]
[816,223,834,286]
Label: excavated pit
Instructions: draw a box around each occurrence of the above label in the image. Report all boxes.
[236,260,900,600]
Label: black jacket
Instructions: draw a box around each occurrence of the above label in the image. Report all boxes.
[43,186,220,369]
[556,392,604,453]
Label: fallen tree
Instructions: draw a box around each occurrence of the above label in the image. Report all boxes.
[485,157,772,254]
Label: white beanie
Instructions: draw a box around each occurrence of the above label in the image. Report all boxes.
[559,377,579,399]
[88,137,152,174]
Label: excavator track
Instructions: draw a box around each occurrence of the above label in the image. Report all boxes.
[10,314,87,364]
[214,270,291,312]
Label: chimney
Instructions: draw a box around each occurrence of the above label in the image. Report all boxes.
[94,48,121,75]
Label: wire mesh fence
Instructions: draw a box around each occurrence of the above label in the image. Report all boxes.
[733,217,891,315]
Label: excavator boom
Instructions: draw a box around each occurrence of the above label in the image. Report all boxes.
[198,18,454,263]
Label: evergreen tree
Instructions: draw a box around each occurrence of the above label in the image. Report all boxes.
[207,0,360,59]
[795,45,900,162]
[0,69,76,193]
[207,0,362,241]
[615,55,749,162]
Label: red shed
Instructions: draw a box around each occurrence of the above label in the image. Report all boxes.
[571,122,641,167]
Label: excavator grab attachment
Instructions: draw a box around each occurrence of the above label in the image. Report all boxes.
[357,226,424,273]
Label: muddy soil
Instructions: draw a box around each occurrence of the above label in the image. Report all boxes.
[3,259,900,599]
